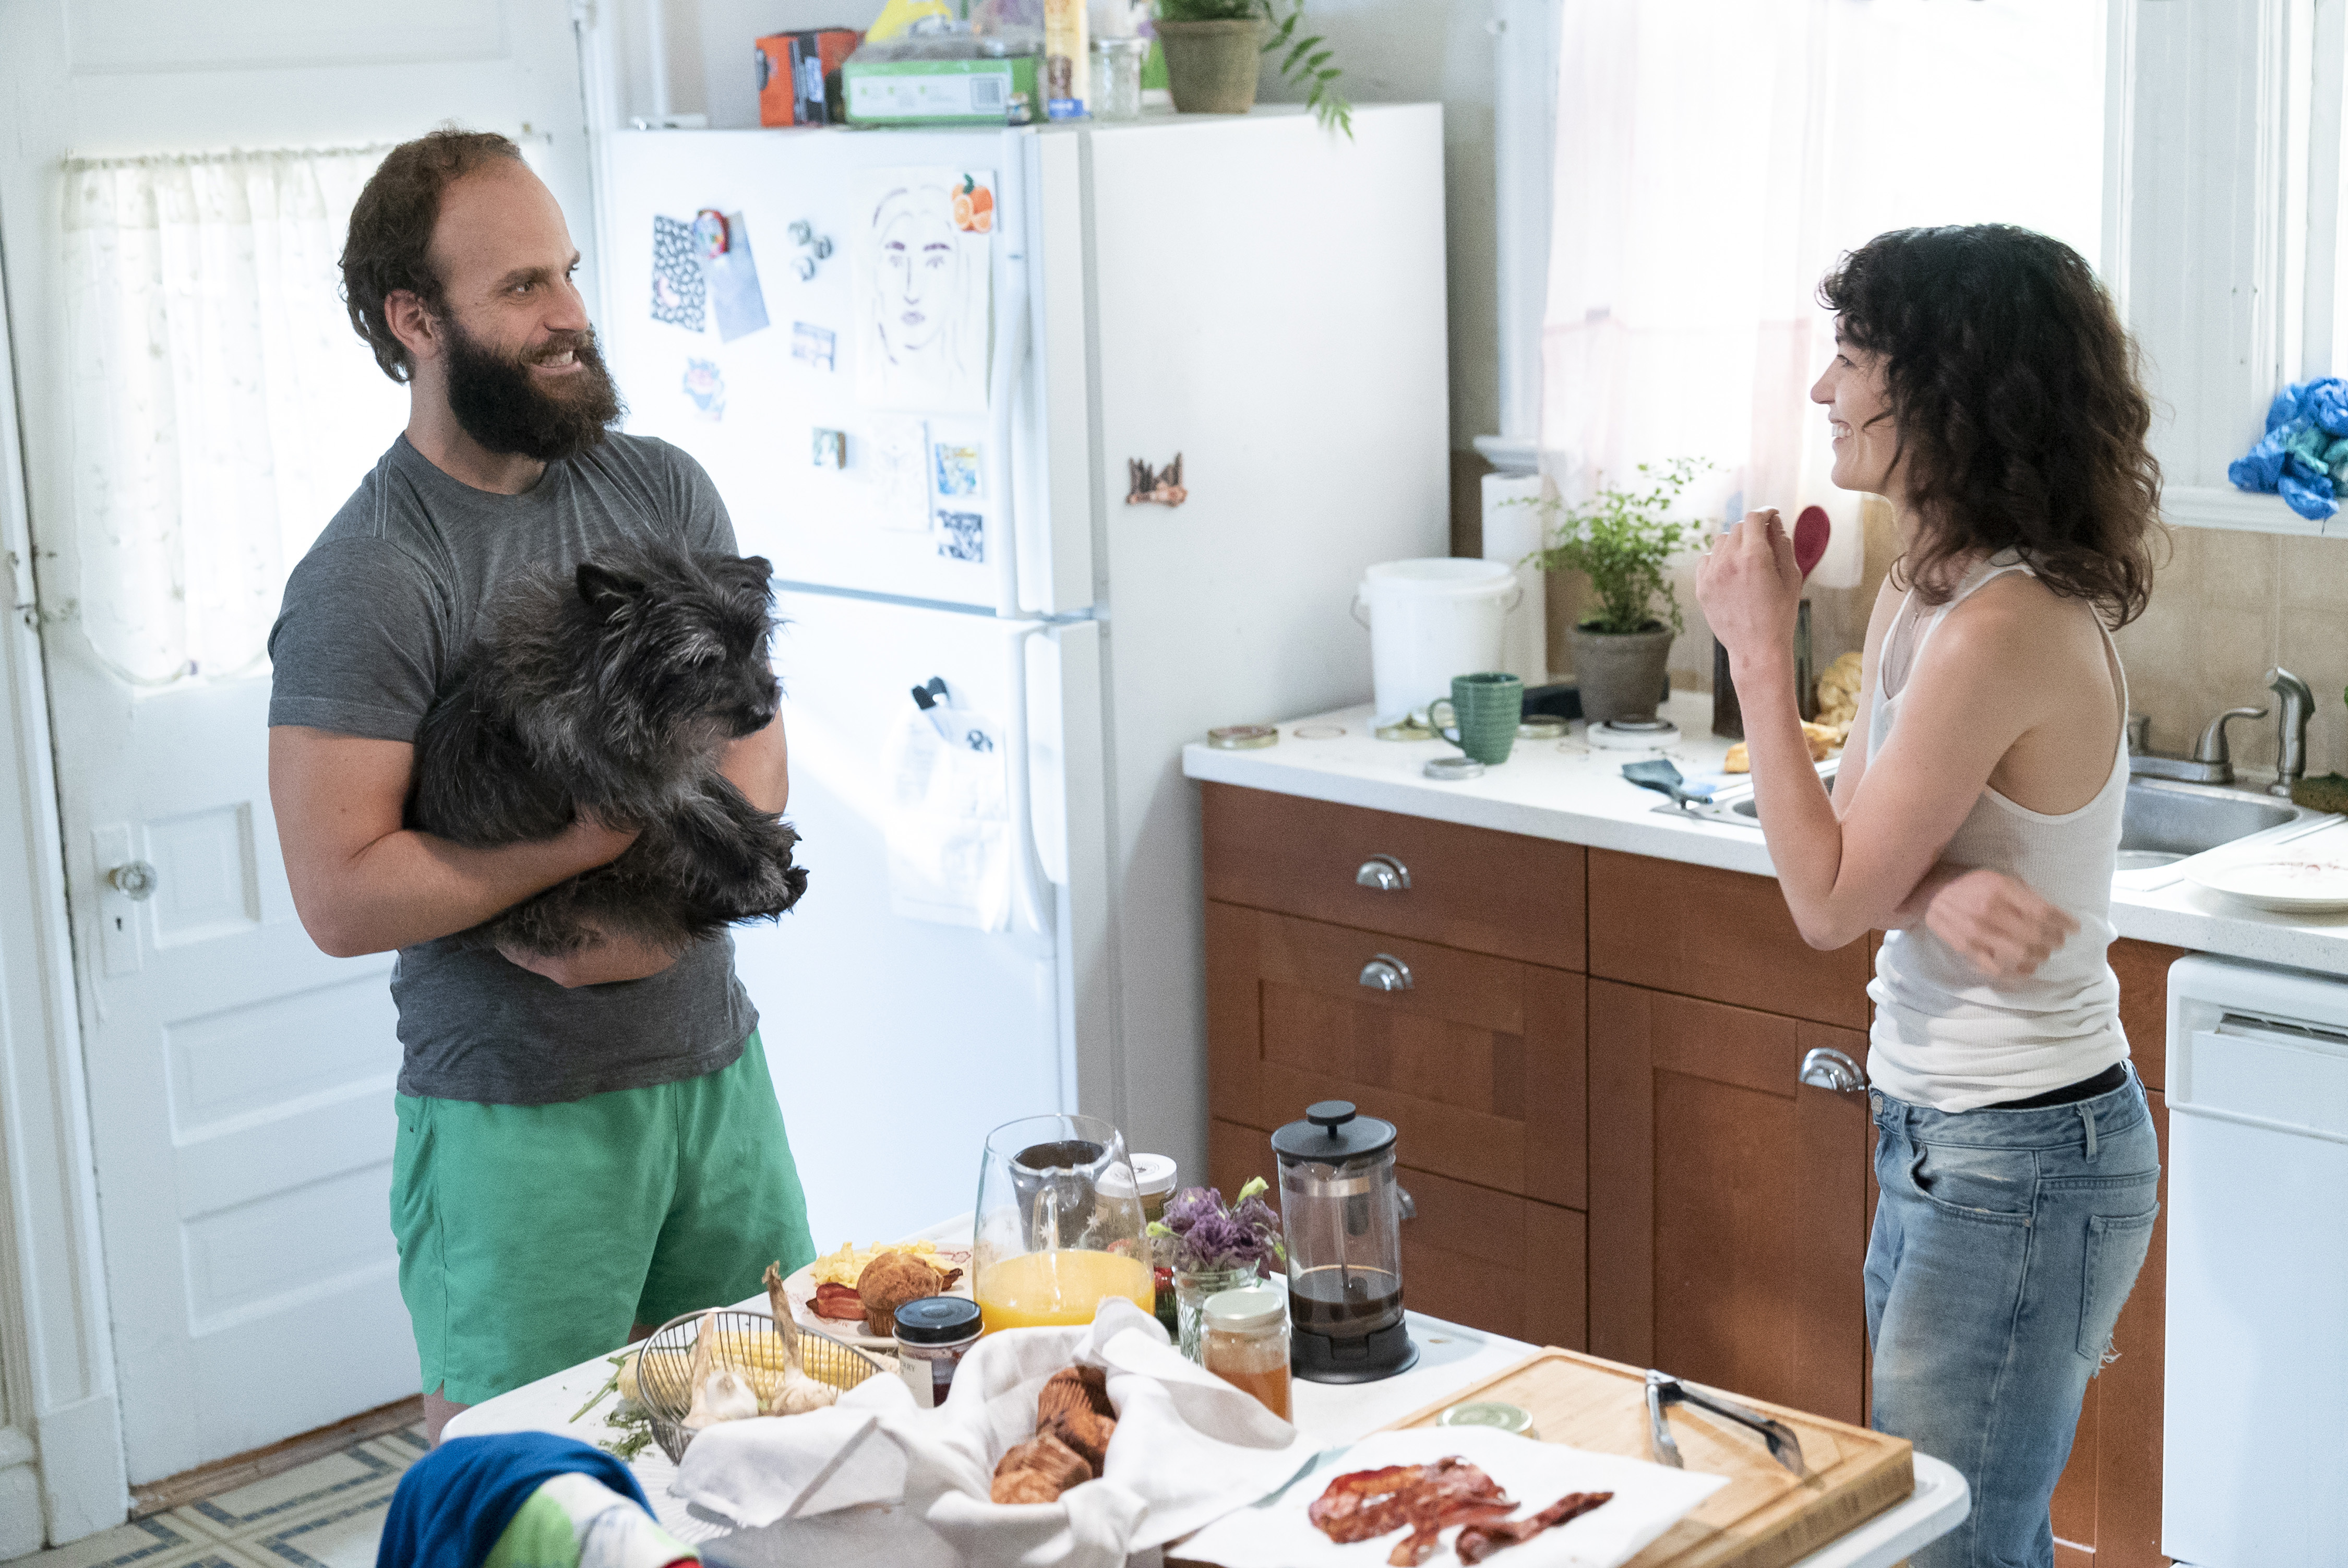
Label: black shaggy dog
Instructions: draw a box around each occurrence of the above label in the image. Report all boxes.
[408,542,809,959]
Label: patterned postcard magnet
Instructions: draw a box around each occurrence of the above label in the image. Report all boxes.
[937,510,985,562]
[792,321,837,370]
[933,442,982,497]
[651,216,706,330]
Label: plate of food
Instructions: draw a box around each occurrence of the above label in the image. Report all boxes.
[2187,843,2348,913]
[781,1239,975,1350]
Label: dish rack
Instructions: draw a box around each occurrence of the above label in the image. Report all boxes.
[634,1307,890,1462]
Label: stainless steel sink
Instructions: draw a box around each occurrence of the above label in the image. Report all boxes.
[1663,763,2330,884]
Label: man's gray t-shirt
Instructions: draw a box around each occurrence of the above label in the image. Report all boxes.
[268,432,759,1105]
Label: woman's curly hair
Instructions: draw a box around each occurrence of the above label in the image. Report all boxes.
[341,127,524,383]
[1819,225,2164,626]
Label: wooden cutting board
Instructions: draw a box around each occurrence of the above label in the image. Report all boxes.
[1384,1349,1912,1568]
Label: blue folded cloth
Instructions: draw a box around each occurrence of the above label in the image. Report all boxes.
[376,1432,653,1568]
[2232,377,2348,519]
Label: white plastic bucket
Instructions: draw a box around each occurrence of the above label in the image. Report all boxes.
[1352,558,1522,723]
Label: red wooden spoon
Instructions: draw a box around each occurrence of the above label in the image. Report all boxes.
[1793,505,1831,581]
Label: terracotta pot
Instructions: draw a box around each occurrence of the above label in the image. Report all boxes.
[1568,622,1674,724]
[1155,18,1264,114]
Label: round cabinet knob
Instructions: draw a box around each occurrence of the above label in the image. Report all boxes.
[1797,1046,1867,1095]
[106,860,158,902]
[1358,953,1413,992]
[1355,854,1411,892]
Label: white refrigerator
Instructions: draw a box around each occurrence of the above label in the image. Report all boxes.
[595,106,1447,1240]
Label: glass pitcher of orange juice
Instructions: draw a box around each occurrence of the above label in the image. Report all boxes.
[973,1115,1154,1333]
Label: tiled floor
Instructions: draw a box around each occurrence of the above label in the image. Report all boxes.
[6,1426,428,1568]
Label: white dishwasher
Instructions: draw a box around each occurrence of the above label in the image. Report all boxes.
[2165,955,2348,1565]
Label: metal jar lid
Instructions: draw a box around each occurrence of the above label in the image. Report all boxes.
[1202,1282,1287,1333]
[1271,1099,1397,1163]
[1207,725,1279,749]
[894,1296,983,1345]
[1423,755,1484,781]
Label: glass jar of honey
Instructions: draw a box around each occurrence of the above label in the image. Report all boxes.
[1202,1283,1291,1420]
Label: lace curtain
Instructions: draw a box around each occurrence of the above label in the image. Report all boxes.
[62,145,406,686]
[1538,0,2106,585]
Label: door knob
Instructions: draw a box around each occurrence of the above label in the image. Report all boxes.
[1355,854,1411,892]
[1798,1046,1866,1094]
[106,860,157,902]
[1358,954,1413,991]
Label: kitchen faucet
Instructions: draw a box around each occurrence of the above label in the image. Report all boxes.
[2128,705,2266,786]
[2269,666,2314,799]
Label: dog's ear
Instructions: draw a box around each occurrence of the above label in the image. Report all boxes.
[576,562,644,619]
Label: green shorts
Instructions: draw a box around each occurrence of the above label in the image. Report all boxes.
[390,1030,815,1406]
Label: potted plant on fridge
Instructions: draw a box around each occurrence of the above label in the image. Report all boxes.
[1527,458,1706,725]
[1153,0,1351,130]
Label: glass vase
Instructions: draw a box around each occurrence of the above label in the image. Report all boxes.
[1173,1264,1260,1362]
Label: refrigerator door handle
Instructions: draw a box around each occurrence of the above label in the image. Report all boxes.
[1004,621,1057,953]
[991,130,1033,620]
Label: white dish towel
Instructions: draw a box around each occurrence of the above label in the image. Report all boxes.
[672,1298,1310,1567]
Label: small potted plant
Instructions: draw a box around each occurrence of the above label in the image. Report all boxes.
[1153,0,1351,130]
[1527,458,1707,725]
[1150,1178,1284,1360]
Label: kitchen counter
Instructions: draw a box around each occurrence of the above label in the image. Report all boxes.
[1181,690,2348,978]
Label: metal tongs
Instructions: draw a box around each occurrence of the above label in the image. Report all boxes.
[1644,1369,1807,1477]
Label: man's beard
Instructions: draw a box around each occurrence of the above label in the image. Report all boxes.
[441,317,622,462]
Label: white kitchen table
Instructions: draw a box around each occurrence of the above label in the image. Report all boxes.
[447,1216,1967,1566]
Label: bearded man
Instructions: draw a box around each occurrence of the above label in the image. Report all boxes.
[265,128,814,1440]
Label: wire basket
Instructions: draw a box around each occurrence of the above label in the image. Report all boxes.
[635,1307,889,1463]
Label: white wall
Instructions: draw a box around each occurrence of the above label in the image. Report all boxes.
[637,0,1502,447]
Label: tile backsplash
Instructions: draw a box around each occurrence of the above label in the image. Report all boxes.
[1541,511,2348,783]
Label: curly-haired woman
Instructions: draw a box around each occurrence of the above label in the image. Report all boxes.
[1696,225,2164,1568]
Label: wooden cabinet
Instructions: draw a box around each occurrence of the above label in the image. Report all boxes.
[1201,783,2186,1564]
[2050,941,2186,1568]
[1586,980,1873,1426]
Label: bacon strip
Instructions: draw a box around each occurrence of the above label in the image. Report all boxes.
[1453,1489,1615,1563]
[1308,1458,1512,1554]
[811,1282,866,1320]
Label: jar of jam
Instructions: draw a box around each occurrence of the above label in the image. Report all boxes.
[895,1296,983,1409]
[1202,1283,1291,1420]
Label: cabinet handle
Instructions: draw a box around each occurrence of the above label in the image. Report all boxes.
[1797,1047,1867,1095]
[1358,954,1413,991]
[1355,855,1411,892]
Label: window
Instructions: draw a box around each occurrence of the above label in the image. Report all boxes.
[1527,0,2107,583]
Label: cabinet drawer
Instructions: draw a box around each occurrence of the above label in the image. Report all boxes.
[1209,1122,1585,1349]
[1587,849,1869,1028]
[1206,902,1585,1207]
[1202,783,1585,969]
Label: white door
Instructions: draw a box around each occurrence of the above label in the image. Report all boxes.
[735,588,1071,1242]
[0,1,597,1481]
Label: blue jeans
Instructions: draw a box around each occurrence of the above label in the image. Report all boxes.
[1866,1071,2159,1568]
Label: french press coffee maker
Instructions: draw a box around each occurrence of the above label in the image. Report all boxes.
[1273,1099,1418,1383]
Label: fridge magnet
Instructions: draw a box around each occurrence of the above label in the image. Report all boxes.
[650,216,706,330]
[1125,453,1187,507]
[692,208,730,258]
[933,441,983,497]
[705,211,771,343]
[787,218,836,279]
[868,417,933,532]
[812,428,846,468]
[853,167,993,415]
[681,357,726,421]
[936,510,985,563]
[791,321,837,371]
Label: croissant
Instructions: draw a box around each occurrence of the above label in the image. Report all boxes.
[991,1431,1095,1505]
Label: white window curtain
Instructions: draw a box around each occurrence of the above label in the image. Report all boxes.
[1539,0,2107,592]
[62,145,408,686]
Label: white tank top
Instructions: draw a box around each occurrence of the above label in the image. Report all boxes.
[1864,553,2131,1111]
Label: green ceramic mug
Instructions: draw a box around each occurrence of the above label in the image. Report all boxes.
[1429,672,1524,765]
